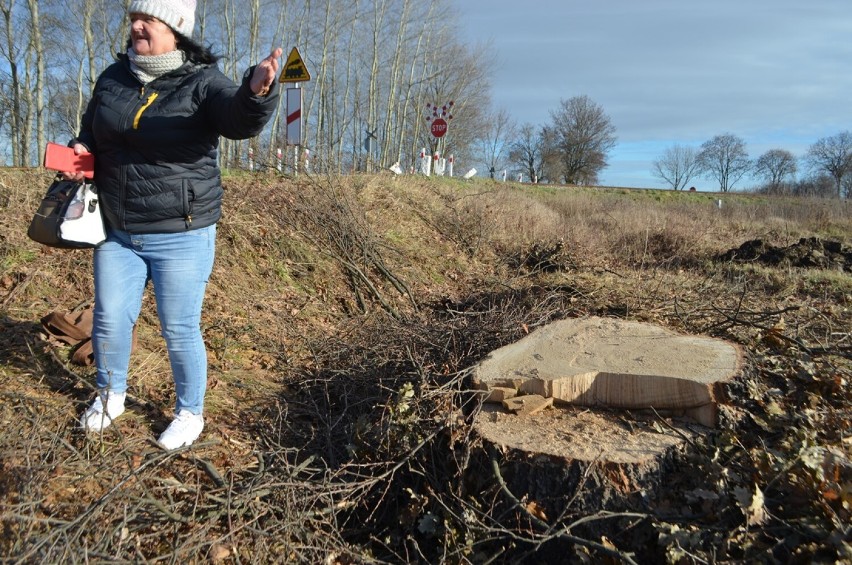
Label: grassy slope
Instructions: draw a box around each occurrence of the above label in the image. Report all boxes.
[1,168,850,562]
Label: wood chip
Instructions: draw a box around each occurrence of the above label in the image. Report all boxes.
[502,395,553,416]
[484,387,517,403]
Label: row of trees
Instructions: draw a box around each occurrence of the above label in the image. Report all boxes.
[2,0,620,182]
[466,86,849,198]
[651,132,852,198]
[483,105,850,198]
[0,0,503,173]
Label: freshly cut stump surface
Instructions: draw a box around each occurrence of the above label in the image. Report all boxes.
[472,316,743,427]
[471,316,744,513]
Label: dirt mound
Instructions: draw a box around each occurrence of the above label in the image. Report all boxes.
[718,237,851,272]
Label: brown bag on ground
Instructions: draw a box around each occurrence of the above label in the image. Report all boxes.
[41,308,93,345]
[41,306,137,366]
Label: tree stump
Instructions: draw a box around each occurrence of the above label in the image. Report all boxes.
[470,316,744,514]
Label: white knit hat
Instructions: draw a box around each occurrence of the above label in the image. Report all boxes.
[128,0,196,37]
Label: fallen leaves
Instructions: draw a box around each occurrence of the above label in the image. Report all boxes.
[733,485,768,527]
[525,500,548,522]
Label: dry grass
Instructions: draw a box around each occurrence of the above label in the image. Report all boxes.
[1,169,850,563]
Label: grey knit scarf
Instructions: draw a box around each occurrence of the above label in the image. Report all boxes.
[127,47,186,85]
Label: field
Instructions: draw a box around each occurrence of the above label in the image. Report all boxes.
[1,168,850,563]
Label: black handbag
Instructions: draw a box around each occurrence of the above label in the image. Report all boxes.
[28,176,106,248]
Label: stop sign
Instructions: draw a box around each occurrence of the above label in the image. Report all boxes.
[431,118,448,138]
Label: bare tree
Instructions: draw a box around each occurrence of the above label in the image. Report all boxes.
[508,123,545,183]
[793,173,836,198]
[393,1,439,169]
[262,0,291,165]
[77,0,96,127]
[218,0,245,168]
[696,133,751,192]
[545,95,616,185]
[805,131,852,198]
[754,148,797,194]
[26,0,45,164]
[53,0,95,128]
[364,0,389,172]
[0,0,26,165]
[651,144,700,191]
[416,37,492,172]
[843,174,852,199]
[475,107,515,179]
[538,125,560,183]
[310,0,343,169]
[377,0,412,169]
[43,0,120,143]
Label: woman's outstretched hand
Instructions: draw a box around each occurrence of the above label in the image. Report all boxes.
[250,47,283,96]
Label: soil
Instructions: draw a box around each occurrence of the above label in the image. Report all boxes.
[717,236,852,272]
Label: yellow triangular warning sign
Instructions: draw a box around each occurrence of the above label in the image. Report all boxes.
[279,47,311,83]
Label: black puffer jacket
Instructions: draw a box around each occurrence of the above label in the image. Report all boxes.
[73,54,278,233]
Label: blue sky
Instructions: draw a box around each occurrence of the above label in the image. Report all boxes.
[456,0,852,190]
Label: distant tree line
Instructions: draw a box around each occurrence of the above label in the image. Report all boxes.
[650,131,852,198]
[474,84,850,198]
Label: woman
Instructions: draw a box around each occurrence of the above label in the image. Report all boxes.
[64,0,281,449]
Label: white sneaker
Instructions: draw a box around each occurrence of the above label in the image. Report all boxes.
[81,391,126,432]
[157,410,204,450]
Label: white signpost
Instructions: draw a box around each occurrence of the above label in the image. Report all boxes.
[433,152,445,176]
[286,88,302,146]
[420,147,430,176]
[279,47,311,174]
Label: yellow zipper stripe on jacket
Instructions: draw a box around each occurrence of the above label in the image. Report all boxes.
[133,91,159,129]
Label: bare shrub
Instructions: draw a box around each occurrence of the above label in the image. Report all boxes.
[544,194,722,269]
[714,195,851,245]
[505,239,576,274]
[254,280,595,562]
[608,211,717,269]
[266,173,417,317]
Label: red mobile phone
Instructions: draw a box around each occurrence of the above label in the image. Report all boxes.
[43,142,95,179]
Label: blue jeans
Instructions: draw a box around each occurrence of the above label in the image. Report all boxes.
[91,225,216,415]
